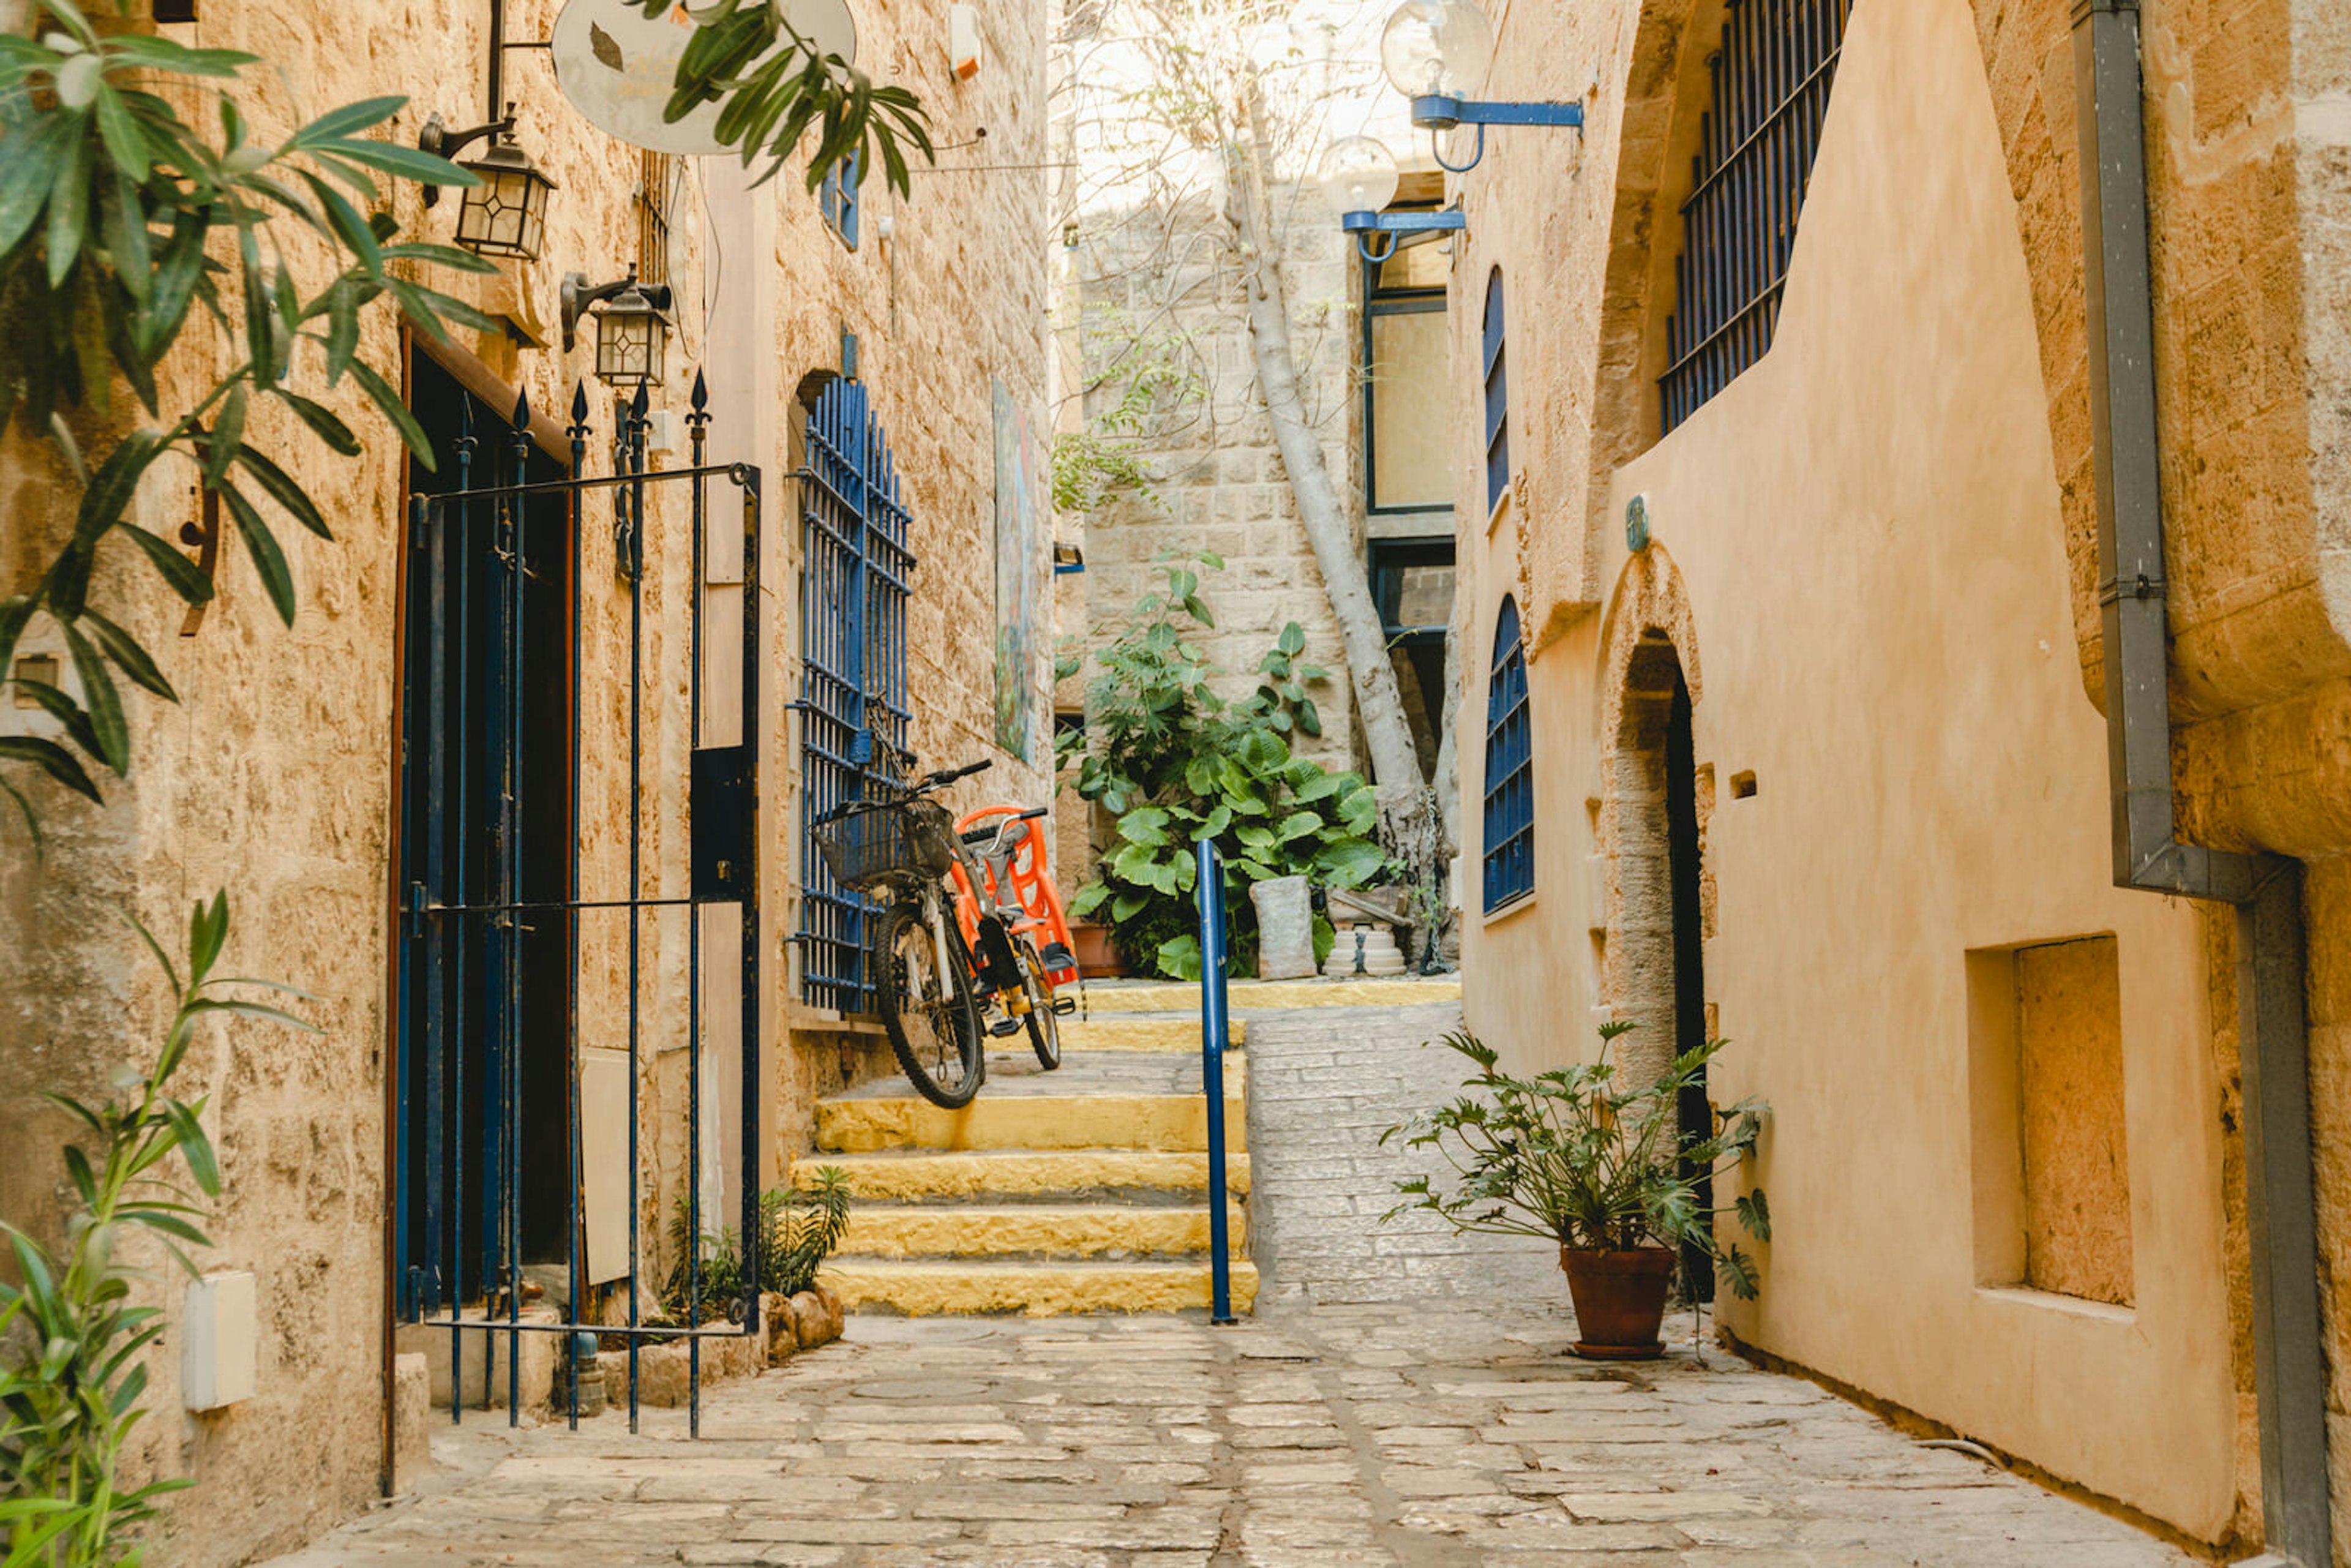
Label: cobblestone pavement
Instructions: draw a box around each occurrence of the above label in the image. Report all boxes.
[1245,1003,1560,1308]
[268,1304,2192,1567]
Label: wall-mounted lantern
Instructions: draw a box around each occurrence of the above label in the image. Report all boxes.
[1379,0,1584,174]
[450,122,558,261]
[1318,137,1466,264]
[561,268,675,388]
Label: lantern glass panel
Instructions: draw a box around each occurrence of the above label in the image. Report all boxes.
[595,306,666,387]
[456,157,552,260]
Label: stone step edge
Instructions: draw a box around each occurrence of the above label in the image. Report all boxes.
[836,1203,1248,1261]
[821,1257,1261,1318]
[792,1150,1251,1202]
[814,1094,1250,1157]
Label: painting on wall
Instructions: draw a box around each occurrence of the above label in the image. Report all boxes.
[992,378,1040,762]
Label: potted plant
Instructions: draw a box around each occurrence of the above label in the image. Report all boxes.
[1382,1022,1769,1359]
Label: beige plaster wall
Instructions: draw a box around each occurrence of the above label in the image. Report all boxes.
[0,2,1050,1562]
[1455,0,2236,1540]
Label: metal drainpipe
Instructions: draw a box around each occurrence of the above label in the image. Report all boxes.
[2071,2,2330,1561]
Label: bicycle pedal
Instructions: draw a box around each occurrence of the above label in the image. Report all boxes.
[987,1018,1025,1038]
[1051,996,1078,1016]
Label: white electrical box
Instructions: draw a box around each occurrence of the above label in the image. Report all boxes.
[183,1271,257,1412]
[948,3,981,80]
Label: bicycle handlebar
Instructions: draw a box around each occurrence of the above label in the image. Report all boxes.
[922,758,994,788]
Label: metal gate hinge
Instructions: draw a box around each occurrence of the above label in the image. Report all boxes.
[406,881,427,937]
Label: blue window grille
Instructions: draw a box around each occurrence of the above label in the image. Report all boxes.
[1483,596,1534,912]
[820,152,861,250]
[1481,269,1509,514]
[1659,0,1849,431]
[798,379,911,1009]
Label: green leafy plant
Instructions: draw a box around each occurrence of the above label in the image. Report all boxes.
[0,893,315,1565]
[1381,1024,1772,1300]
[628,0,934,197]
[0,2,496,838]
[1062,554,1390,978]
[661,1172,852,1321]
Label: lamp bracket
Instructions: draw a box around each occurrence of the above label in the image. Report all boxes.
[419,110,516,207]
[1341,208,1466,265]
[561,269,677,354]
[1410,94,1584,173]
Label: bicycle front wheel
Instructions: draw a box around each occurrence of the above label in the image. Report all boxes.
[875,900,984,1109]
[1021,939,1062,1071]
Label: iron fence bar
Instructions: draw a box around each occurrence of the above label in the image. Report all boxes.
[503,397,530,1428]
[415,463,756,509]
[686,377,706,1442]
[622,386,649,1433]
[420,896,703,915]
[1194,839,1237,1326]
[737,465,764,1368]
[450,408,475,1420]
[412,1316,755,1338]
[564,385,589,1431]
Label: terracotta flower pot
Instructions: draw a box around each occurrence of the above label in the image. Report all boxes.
[1559,1245,1678,1360]
[1069,921,1127,979]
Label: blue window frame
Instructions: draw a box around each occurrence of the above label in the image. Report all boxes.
[1482,596,1533,912]
[820,152,861,250]
[1481,269,1509,514]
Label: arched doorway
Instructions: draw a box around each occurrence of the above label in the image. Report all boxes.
[1597,552,1712,1299]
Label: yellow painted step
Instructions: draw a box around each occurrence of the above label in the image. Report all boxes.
[1084,977,1461,1011]
[794,1149,1250,1202]
[816,1092,1248,1155]
[1059,1016,1247,1052]
[839,1204,1247,1259]
[823,1258,1259,1317]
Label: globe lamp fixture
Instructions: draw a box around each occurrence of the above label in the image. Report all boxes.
[1379,0,1584,174]
[1317,137,1466,264]
[562,268,675,388]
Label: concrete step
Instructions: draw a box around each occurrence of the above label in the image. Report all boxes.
[839,1203,1247,1260]
[816,1092,1248,1155]
[1057,1015,1247,1052]
[1082,977,1461,1012]
[823,1257,1261,1317]
[792,1149,1251,1204]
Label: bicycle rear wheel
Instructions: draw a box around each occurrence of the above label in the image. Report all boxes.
[875,900,984,1109]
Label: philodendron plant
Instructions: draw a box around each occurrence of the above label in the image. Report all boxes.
[1382,1023,1772,1299]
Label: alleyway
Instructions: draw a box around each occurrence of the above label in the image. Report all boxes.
[269,997,2191,1567]
[269,1304,2189,1566]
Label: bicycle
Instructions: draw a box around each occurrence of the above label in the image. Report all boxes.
[811,757,1075,1108]
[953,801,1082,1072]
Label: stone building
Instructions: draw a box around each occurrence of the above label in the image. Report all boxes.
[0,0,1052,1562]
[1431,0,2351,1558]
[1052,0,1461,888]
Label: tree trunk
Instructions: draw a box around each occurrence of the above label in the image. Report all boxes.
[1221,85,1425,806]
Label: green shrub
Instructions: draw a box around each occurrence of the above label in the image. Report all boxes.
[1062,554,1390,978]
[661,1171,852,1321]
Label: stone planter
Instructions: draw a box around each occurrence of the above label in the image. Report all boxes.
[1560,1245,1678,1360]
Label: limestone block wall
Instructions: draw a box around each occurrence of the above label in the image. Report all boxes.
[0,1,1051,1563]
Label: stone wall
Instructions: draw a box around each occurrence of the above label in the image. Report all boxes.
[0,1,1051,1562]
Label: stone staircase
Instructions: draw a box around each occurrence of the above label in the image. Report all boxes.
[793,975,1462,1317]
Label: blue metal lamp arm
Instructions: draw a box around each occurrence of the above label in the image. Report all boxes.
[1340,207,1467,264]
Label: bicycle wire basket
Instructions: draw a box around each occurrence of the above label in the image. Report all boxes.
[813,795,960,890]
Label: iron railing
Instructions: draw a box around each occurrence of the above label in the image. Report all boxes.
[1194,839,1237,1325]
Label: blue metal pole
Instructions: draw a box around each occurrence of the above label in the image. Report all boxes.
[1196,839,1236,1326]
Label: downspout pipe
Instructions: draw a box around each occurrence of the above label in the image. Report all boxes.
[2071,3,2330,1562]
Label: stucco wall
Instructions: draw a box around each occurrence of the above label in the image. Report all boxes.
[0,1,1050,1562]
[1453,0,2237,1542]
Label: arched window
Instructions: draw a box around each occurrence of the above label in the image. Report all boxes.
[1483,596,1534,912]
[1482,268,1509,512]
[1659,0,1851,430]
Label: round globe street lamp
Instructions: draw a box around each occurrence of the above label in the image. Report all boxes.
[1379,0,1584,173]
[1317,137,1466,264]
[561,268,676,388]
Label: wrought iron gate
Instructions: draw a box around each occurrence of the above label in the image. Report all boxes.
[797,380,912,1011]
[392,360,761,1435]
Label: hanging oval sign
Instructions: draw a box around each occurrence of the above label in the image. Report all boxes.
[551,0,857,158]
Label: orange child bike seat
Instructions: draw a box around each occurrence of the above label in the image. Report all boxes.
[954,805,1079,985]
